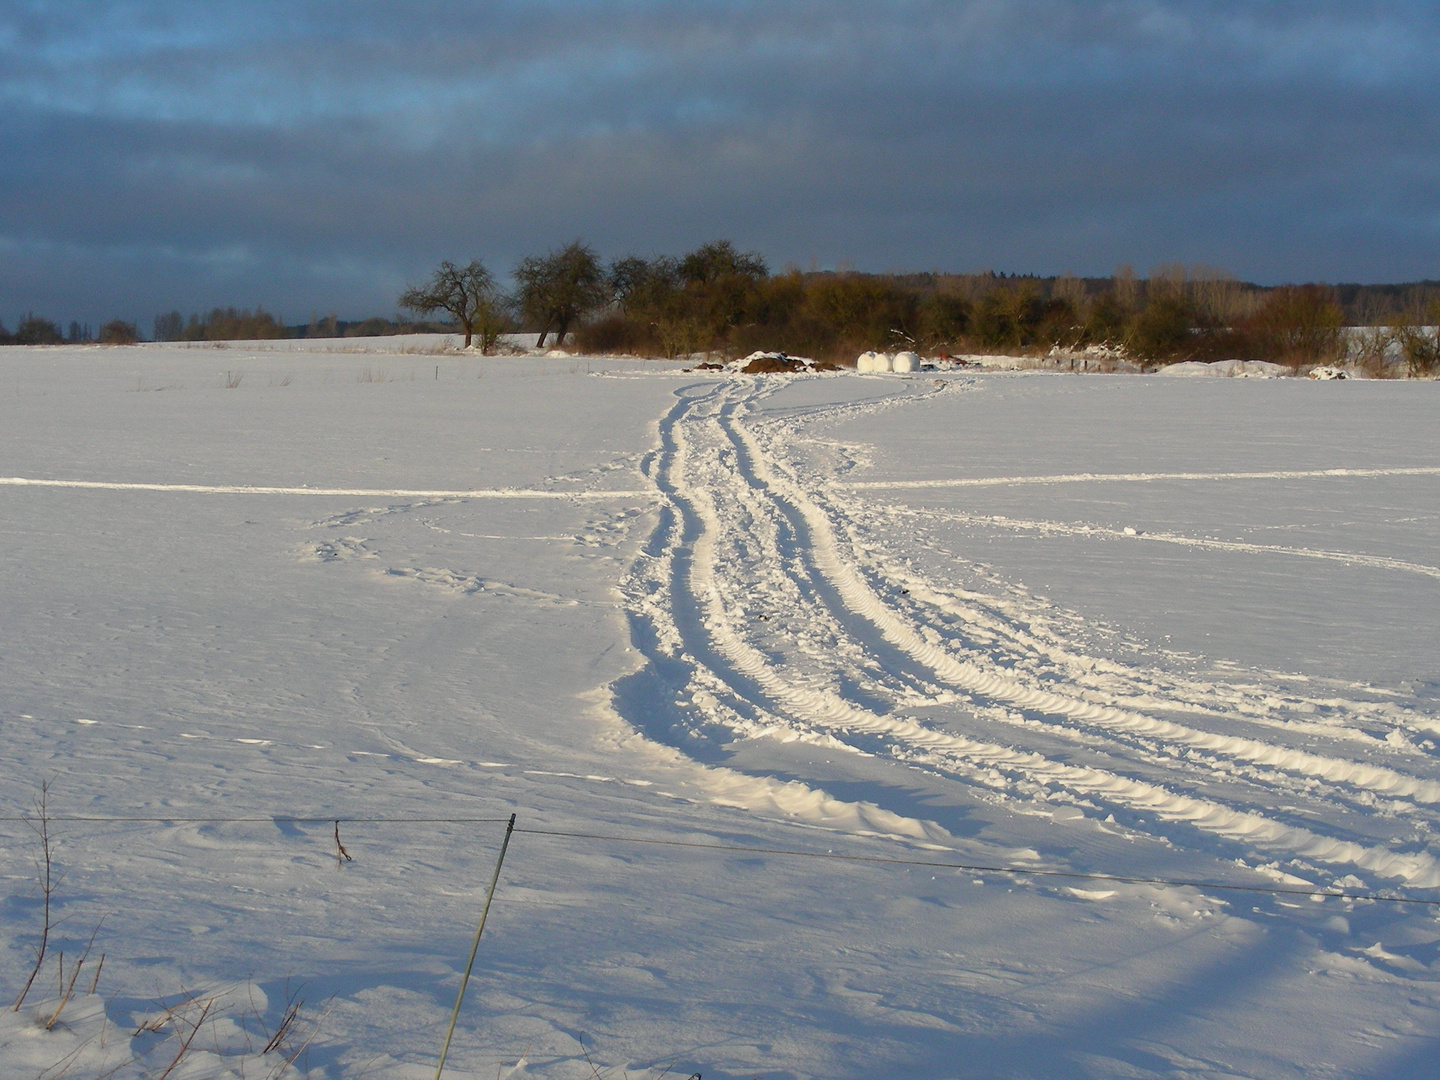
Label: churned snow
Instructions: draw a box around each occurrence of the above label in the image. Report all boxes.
[1,339,1438,1079]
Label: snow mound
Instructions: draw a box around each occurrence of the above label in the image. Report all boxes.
[0,987,309,1079]
[1157,360,1292,378]
[1309,365,1350,380]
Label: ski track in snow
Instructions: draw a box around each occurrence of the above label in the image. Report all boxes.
[0,476,651,499]
[613,374,1440,892]
[884,506,1440,580]
[839,466,1440,490]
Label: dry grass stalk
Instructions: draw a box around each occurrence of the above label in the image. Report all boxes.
[13,780,58,1011]
[44,921,105,1030]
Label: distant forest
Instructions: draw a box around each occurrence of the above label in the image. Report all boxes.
[5,245,1439,374]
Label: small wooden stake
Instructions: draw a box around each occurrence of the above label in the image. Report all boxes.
[434,813,516,1080]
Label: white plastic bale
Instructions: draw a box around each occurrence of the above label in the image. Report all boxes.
[892,351,922,372]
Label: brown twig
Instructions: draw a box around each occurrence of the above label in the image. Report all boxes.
[270,1001,335,1080]
[261,995,304,1054]
[46,921,105,1030]
[153,997,217,1080]
[13,780,59,1010]
[334,821,353,868]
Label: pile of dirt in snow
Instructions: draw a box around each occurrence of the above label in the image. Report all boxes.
[743,354,808,374]
[683,352,841,374]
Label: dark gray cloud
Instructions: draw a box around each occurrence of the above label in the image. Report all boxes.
[3,1,1439,327]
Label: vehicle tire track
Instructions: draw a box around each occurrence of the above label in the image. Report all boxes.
[613,375,1440,889]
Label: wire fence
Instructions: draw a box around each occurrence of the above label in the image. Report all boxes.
[3,812,1438,908]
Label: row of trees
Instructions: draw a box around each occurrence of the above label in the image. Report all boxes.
[399,244,1439,369]
[151,308,288,341]
[0,315,140,346]
[398,243,616,352]
[400,240,795,355]
[0,308,447,346]
[7,249,1438,371]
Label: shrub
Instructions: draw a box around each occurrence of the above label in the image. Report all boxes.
[1126,293,1197,361]
[970,286,1045,350]
[1345,325,1399,377]
[575,312,648,354]
[1397,328,1440,376]
[1035,296,1081,349]
[804,274,919,350]
[99,319,140,344]
[15,315,64,345]
[1391,302,1440,377]
[1245,284,1343,368]
[917,292,970,350]
[345,316,399,337]
[1083,291,1128,345]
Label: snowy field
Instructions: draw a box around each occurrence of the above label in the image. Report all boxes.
[1,340,1438,1079]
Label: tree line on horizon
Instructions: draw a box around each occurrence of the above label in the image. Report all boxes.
[5,243,1440,373]
[397,241,1440,373]
[0,308,455,347]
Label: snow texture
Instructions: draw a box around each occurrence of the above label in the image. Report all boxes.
[2,340,1439,1079]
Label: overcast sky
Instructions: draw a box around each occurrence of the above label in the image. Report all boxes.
[3,1,1438,328]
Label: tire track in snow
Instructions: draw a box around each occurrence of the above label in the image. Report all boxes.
[621,376,1440,887]
[764,380,1436,739]
[619,384,947,843]
[726,385,1440,809]
[837,512,1431,746]
[760,382,1425,741]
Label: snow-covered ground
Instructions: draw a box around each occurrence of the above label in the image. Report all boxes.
[2,340,1438,1079]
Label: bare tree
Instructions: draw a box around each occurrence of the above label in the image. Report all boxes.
[399,259,505,352]
[513,241,609,348]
